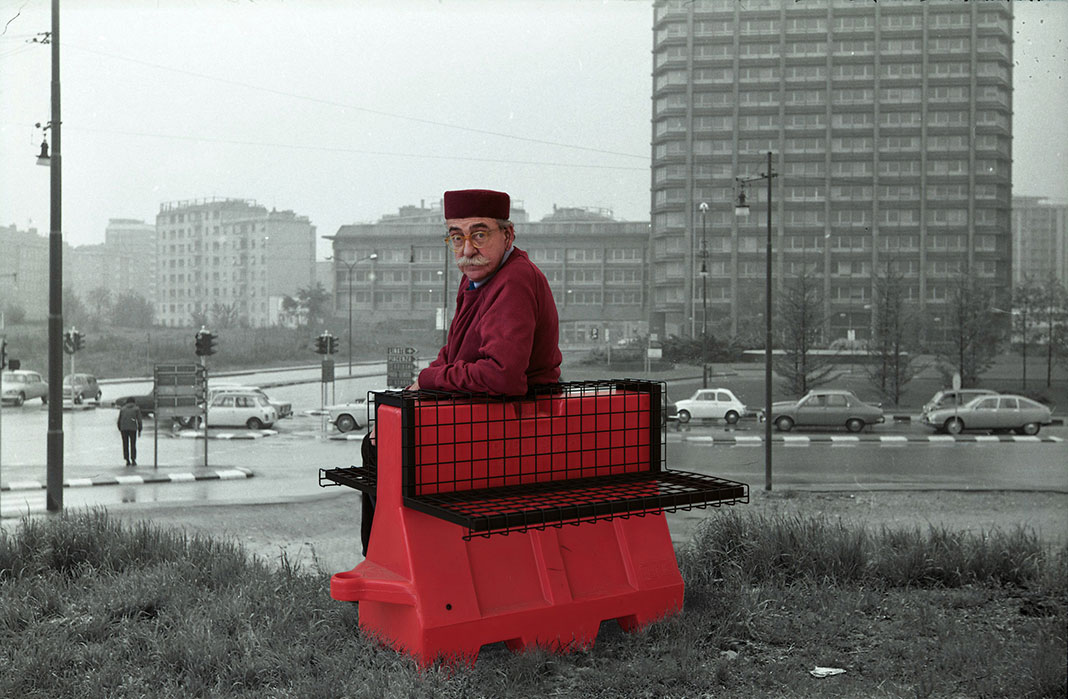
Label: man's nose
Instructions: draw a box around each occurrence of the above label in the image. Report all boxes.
[461,238,479,256]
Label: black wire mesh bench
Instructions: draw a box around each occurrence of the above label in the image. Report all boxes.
[320,379,749,539]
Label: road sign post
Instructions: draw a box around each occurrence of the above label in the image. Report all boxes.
[154,362,207,468]
[387,347,417,389]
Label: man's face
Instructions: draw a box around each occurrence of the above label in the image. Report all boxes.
[446,217,513,284]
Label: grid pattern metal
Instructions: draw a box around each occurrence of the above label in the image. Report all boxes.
[320,379,749,539]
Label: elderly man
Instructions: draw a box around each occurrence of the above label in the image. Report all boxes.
[360,188,561,553]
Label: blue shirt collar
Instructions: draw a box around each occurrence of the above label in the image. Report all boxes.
[468,245,514,289]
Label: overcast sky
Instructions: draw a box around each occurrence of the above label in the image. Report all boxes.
[1,0,1065,260]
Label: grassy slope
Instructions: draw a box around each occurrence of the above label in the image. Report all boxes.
[1,509,1064,699]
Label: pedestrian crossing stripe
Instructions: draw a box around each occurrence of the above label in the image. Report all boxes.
[669,434,1062,446]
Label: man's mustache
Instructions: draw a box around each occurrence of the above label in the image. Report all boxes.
[456,254,489,267]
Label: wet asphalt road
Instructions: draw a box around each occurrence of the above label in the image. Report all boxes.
[2,367,1066,519]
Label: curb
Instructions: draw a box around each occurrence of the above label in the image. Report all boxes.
[1,467,254,492]
[171,429,278,440]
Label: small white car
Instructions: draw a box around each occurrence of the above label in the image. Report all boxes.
[2,370,49,406]
[671,388,749,425]
[207,390,277,429]
[326,397,372,433]
[209,384,292,419]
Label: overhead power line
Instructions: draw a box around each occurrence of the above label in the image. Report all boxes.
[62,124,648,171]
[63,42,649,162]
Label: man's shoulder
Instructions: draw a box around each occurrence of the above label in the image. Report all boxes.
[497,248,547,284]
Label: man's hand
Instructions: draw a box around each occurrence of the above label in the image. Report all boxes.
[408,378,420,391]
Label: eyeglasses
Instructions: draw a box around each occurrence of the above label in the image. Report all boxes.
[444,227,500,251]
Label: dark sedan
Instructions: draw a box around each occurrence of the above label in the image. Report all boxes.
[111,391,156,416]
[767,389,885,433]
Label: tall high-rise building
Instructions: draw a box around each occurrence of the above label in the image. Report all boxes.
[155,198,316,328]
[650,0,1013,342]
[67,219,157,307]
[105,218,157,304]
[1012,196,1067,287]
[0,224,49,322]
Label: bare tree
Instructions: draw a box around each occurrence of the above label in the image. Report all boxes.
[1012,275,1045,391]
[210,301,241,329]
[297,283,332,328]
[112,290,155,328]
[776,268,834,397]
[1040,274,1068,387]
[866,262,922,406]
[86,286,113,326]
[935,275,1003,387]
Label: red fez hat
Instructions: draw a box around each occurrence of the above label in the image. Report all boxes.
[443,189,510,220]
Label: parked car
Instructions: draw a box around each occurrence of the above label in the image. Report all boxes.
[207,390,277,429]
[922,394,1053,435]
[327,396,372,433]
[768,389,884,433]
[1,370,49,406]
[670,388,750,424]
[63,373,102,404]
[209,384,292,419]
[921,388,998,419]
[111,391,157,416]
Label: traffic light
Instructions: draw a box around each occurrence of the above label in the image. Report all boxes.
[314,334,328,355]
[63,330,75,354]
[0,338,6,369]
[73,330,85,352]
[194,328,217,356]
[327,335,338,354]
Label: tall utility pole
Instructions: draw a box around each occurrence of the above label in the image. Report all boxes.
[698,202,709,388]
[735,152,777,492]
[338,253,377,375]
[45,0,64,512]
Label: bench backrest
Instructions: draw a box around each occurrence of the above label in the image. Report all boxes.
[376,381,663,498]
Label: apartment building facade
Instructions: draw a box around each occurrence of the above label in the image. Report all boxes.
[327,201,650,346]
[650,0,1013,342]
[66,219,157,307]
[0,224,49,323]
[1012,196,1067,287]
[155,198,316,328]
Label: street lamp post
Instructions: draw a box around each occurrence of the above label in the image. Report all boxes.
[735,151,777,491]
[332,252,377,375]
[698,202,709,388]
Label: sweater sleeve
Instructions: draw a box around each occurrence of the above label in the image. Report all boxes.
[418,273,537,395]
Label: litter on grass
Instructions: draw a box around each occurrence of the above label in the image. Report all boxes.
[810,666,846,678]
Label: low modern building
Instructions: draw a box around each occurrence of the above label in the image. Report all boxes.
[326,201,651,347]
[155,198,316,328]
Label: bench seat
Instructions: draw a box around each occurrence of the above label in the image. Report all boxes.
[320,465,747,538]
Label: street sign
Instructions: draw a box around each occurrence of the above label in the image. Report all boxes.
[322,358,335,383]
[154,363,205,419]
[387,346,417,388]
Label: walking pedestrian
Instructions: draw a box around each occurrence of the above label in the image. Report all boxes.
[117,396,143,466]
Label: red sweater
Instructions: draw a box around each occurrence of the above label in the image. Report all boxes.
[418,248,561,395]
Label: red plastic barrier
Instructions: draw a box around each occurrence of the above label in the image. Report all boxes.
[330,395,683,666]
